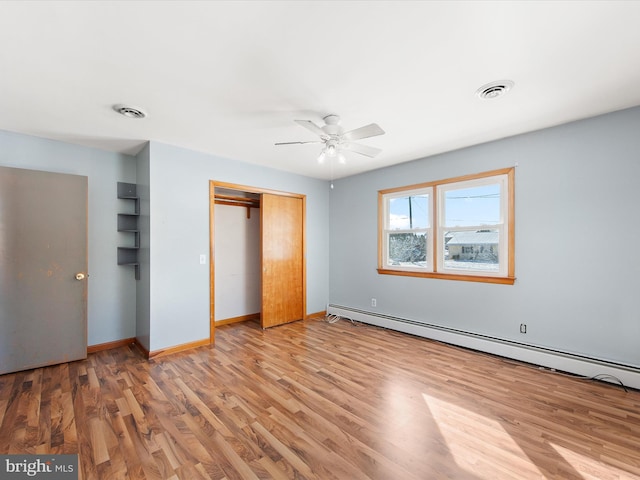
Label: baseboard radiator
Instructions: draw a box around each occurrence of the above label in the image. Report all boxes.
[327,304,640,391]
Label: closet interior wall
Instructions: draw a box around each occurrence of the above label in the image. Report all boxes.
[213,188,261,326]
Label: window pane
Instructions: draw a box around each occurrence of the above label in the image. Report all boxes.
[388,232,428,267]
[389,194,429,230]
[443,229,499,272]
[444,184,500,227]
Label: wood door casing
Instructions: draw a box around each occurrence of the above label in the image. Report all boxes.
[260,193,304,328]
[209,181,306,341]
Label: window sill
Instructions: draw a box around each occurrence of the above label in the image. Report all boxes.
[377,268,516,285]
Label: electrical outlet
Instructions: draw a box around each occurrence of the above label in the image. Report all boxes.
[371,298,377,307]
[520,323,527,334]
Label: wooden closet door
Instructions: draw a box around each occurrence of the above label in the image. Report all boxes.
[260,193,304,328]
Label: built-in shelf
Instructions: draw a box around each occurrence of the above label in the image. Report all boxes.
[117,182,140,280]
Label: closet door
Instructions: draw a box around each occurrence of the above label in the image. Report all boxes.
[0,166,88,374]
[260,193,304,328]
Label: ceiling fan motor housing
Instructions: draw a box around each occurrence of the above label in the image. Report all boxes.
[322,115,343,136]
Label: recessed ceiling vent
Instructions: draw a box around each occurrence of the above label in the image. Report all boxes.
[113,104,148,118]
[476,80,514,100]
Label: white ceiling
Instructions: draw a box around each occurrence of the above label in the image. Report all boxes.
[1,1,640,180]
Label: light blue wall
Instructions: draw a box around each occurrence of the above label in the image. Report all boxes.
[329,106,640,368]
[145,141,330,351]
[8,105,636,365]
[0,130,138,346]
[0,130,330,354]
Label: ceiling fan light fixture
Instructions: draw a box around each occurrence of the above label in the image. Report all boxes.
[326,142,338,157]
[337,153,346,164]
[317,151,326,164]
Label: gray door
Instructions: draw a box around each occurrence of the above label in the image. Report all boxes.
[0,166,88,374]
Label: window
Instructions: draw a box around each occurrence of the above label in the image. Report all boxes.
[378,168,514,284]
[382,189,432,271]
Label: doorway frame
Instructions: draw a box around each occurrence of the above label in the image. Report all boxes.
[209,180,307,343]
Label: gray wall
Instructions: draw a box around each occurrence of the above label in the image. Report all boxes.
[0,130,137,346]
[144,141,330,352]
[135,143,151,351]
[329,106,640,368]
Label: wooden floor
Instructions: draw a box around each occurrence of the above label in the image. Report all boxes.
[1,318,639,480]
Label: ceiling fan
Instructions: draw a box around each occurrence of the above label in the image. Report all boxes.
[275,114,385,164]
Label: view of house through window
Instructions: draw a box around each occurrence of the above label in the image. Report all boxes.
[387,192,430,268]
[379,168,515,284]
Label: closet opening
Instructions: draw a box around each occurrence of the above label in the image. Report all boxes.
[209,181,306,343]
[212,186,261,332]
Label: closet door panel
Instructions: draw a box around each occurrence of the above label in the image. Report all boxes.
[260,193,304,328]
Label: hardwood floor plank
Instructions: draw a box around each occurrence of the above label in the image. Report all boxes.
[255,455,292,480]
[122,410,163,480]
[111,410,143,479]
[249,421,315,480]
[89,417,111,465]
[61,390,78,454]
[178,412,239,480]
[154,431,185,471]
[1,319,639,479]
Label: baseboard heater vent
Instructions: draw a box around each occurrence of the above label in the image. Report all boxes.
[327,304,640,390]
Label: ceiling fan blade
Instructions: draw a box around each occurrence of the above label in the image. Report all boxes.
[342,123,385,141]
[294,120,329,139]
[342,142,382,158]
[275,140,322,145]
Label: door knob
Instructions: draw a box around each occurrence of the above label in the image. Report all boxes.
[75,273,86,281]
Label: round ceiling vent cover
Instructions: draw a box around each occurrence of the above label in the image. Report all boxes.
[476,80,514,99]
[113,104,148,118]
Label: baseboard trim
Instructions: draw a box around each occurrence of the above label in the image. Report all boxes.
[216,312,260,326]
[87,337,136,354]
[215,310,328,325]
[148,338,211,359]
[327,304,640,390]
[134,338,150,358]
